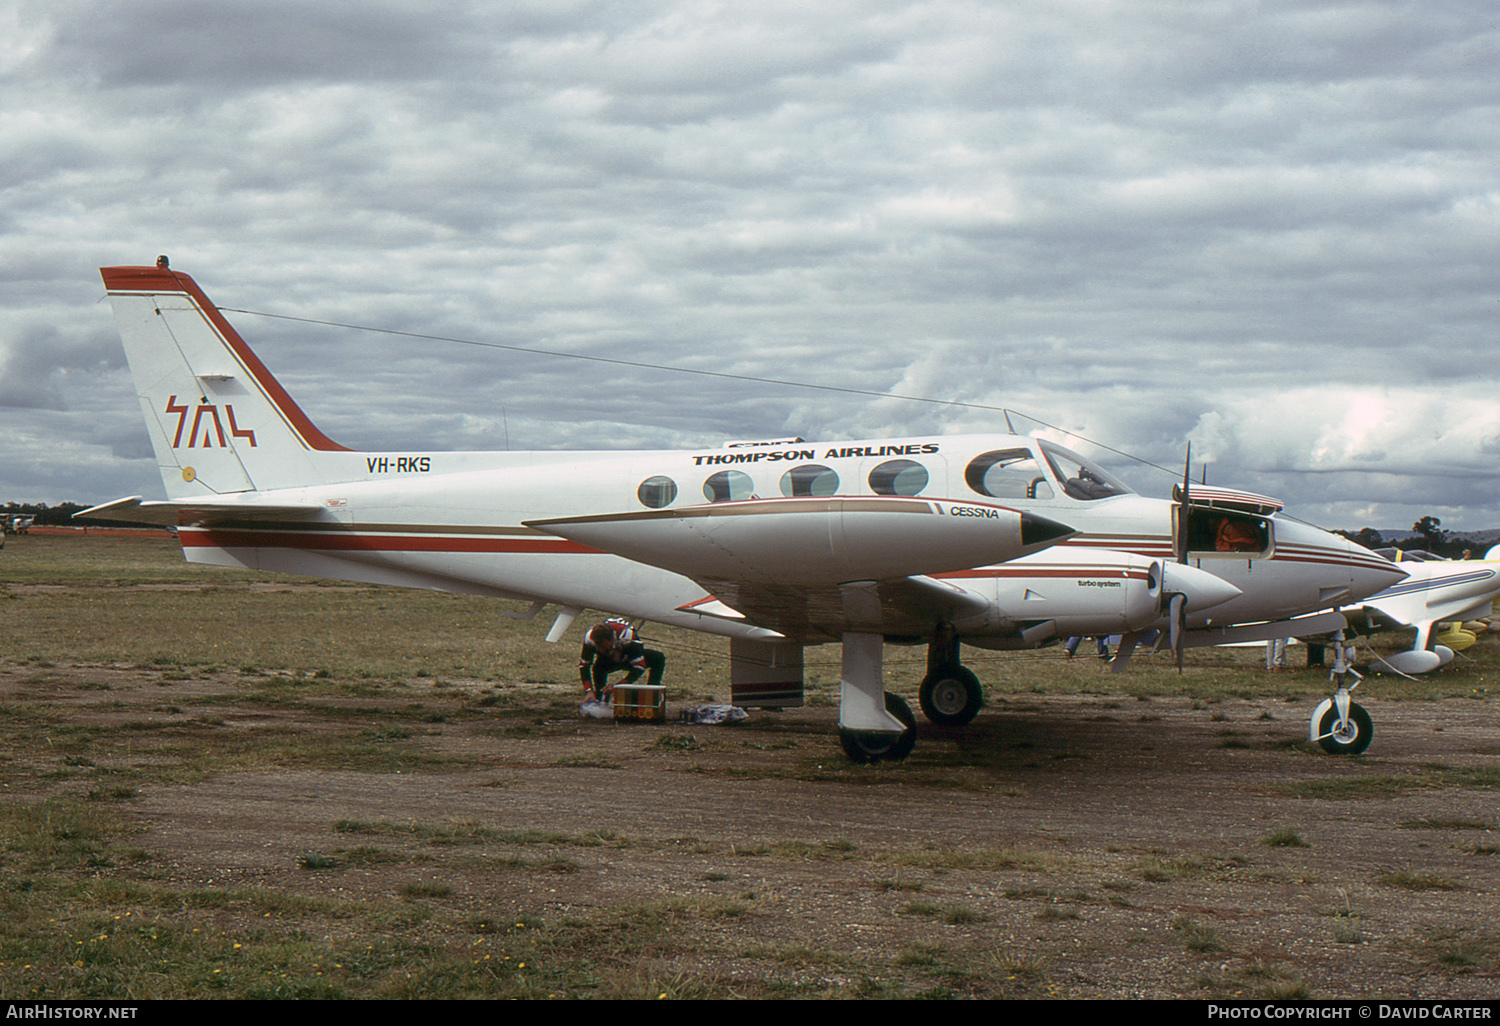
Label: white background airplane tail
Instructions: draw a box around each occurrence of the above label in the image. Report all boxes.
[101,262,351,498]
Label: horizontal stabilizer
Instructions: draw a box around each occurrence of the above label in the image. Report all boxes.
[75,495,326,528]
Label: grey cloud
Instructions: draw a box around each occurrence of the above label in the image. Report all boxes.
[30,0,491,89]
[5,1,1500,529]
[0,325,123,411]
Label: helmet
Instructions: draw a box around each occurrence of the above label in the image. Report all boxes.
[589,618,635,651]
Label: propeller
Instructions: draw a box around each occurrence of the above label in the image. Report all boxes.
[1112,559,1241,674]
[1171,442,1192,564]
[1168,592,1187,672]
[1114,445,1225,676]
[1168,444,1193,672]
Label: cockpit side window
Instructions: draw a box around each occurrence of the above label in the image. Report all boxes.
[1038,442,1132,502]
[965,448,1055,500]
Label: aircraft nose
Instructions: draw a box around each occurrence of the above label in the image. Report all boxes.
[1019,512,1075,551]
[1343,538,1409,601]
[1160,561,1243,611]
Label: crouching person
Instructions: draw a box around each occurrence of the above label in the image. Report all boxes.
[578,618,666,703]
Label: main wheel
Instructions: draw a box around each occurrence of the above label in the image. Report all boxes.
[918,667,983,726]
[912,666,984,729]
[1316,702,1373,755]
[839,693,917,764]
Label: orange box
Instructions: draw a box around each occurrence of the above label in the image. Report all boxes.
[612,684,666,722]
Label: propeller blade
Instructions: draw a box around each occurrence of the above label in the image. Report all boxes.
[1173,443,1192,564]
[1169,592,1186,673]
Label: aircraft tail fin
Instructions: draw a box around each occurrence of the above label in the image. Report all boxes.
[100,261,352,498]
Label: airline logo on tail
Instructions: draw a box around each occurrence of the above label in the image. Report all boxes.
[165,396,257,448]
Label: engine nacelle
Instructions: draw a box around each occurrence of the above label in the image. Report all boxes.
[948,548,1241,641]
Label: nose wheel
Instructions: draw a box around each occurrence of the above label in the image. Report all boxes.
[1312,700,1373,755]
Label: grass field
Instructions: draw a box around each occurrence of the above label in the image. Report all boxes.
[0,530,1496,999]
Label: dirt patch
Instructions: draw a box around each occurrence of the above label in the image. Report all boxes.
[4,660,1496,998]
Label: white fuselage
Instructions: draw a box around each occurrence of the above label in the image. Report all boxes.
[176,434,1401,646]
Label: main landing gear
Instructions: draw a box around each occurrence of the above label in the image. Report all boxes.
[1309,630,1373,755]
[917,624,984,727]
[918,666,983,726]
[835,621,986,765]
[834,616,920,764]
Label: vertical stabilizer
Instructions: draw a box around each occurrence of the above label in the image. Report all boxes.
[101,261,351,498]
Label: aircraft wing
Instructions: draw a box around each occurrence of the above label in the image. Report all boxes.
[528,497,1074,643]
[1348,563,1500,631]
[75,495,327,528]
[1182,610,1351,647]
[677,574,992,643]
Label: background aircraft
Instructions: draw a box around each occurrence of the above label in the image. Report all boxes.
[1333,549,1500,676]
[81,261,1405,761]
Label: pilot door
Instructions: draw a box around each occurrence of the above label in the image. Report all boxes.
[1176,505,1273,561]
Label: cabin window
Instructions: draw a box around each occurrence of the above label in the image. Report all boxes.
[637,475,677,509]
[868,459,928,496]
[965,448,1055,500]
[780,464,839,498]
[703,469,755,503]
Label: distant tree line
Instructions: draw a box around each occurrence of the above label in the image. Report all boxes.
[2,501,166,532]
[1337,516,1483,559]
[4,501,90,526]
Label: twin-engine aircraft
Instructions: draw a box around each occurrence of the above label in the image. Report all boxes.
[81,261,1405,761]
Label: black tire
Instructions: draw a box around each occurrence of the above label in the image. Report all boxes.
[1316,702,1373,755]
[839,693,917,764]
[918,667,983,727]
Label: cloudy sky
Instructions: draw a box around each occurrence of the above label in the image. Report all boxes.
[3,0,1498,531]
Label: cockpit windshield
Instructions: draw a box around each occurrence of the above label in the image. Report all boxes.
[1038,441,1134,502]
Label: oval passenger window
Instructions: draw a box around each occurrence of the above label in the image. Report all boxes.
[868,459,928,496]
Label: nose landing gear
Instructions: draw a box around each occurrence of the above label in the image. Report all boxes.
[1309,631,1373,755]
